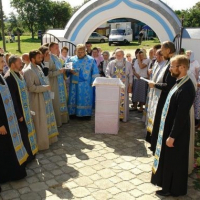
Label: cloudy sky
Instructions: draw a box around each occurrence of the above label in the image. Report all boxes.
[2,0,199,16]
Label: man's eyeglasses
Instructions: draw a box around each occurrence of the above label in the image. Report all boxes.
[170,65,180,68]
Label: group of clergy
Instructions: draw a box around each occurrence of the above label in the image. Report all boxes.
[0,49,62,187]
[0,40,197,198]
[62,42,196,197]
[94,41,196,197]
[0,42,103,188]
[103,41,196,197]
[0,42,134,189]
[67,42,197,198]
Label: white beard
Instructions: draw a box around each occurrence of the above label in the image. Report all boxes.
[116,59,124,67]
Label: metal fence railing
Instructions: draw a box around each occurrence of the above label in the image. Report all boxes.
[42,33,76,56]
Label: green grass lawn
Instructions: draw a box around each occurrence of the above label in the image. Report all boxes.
[0,36,42,55]
[0,36,160,55]
[91,38,160,52]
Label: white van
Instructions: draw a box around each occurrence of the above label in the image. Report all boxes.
[109,28,132,46]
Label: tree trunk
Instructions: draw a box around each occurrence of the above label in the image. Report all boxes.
[31,30,34,39]
[17,32,21,53]
[0,0,6,51]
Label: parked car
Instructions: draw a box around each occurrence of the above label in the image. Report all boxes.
[88,32,108,43]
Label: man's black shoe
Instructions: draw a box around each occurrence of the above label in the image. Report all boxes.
[172,194,180,197]
[77,116,91,120]
[156,190,171,197]
[84,116,91,120]
[69,115,77,119]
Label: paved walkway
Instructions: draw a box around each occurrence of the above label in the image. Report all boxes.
[0,111,200,200]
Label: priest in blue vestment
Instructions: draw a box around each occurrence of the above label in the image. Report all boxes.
[66,44,99,118]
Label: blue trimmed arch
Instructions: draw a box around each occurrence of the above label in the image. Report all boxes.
[64,0,181,43]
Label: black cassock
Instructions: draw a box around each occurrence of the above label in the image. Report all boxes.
[0,75,26,184]
[4,71,35,163]
[146,62,176,153]
[151,78,195,196]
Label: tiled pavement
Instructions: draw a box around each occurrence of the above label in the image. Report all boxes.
[0,111,200,200]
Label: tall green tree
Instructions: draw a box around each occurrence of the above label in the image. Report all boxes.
[8,13,24,35]
[11,0,73,38]
[175,1,200,27]
[48,1,72,28]
[8,12,18,31]
[11,0,50,39]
